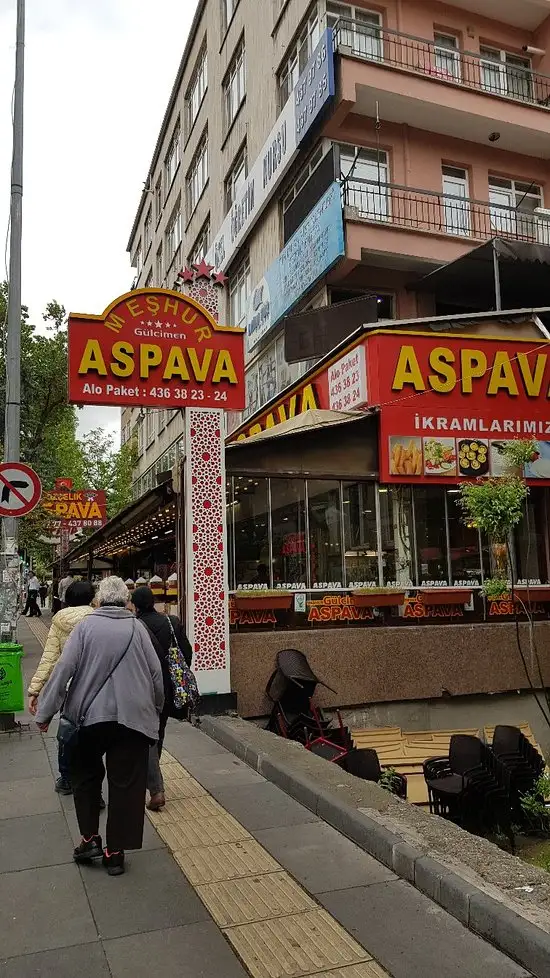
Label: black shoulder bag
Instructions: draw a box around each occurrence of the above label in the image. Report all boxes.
[58,622,135,750]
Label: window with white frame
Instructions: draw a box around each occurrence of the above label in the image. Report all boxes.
[186,132,208,216]
[278,4,320,106]
[165,202,182,268]
[144,207,152,254]
[133,241,142,276]
[136,418,144,456]
[186,47,207,133]
[225,143,247,214]
[165,122,181,191]
[146,410,156,446]
[145,269,153,288]
[327,3,382,61]
[339,144,389,219]
[223,0,240,33]
[282,143,325,213]
[154,174,163,223]
[433,32,460,80]
[155,244,163,285]
[480,47,532,101]
[189,217,210,266]
[223,38,246,130]
[489,176,544,241]
[229,255,250,327]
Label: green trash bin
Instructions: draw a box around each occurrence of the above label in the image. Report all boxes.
[0,643,25,713]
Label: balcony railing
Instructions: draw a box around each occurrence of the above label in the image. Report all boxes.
[342,176,550,246]
[332,19,550,109]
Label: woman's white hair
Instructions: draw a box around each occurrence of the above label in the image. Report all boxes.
[97,576,130,607]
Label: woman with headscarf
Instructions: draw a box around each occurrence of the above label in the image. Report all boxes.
[35,576,164,877]
[131,584,192,812]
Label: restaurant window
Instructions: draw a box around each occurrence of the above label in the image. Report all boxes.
[271,479,307,586]
[226,478,235,590]
[446,489,485,586]
[223,37,246,131]
[513,487,548,585]
[343,481,378,586]
[339,144,389,220]
[186,46,207,134]
[379,486,415,586]
[278,4,320,107]
[234,477,271,587]
[186,132,208,217]
[308,481,343,587]
[414,486,449,585]
[480,47,532,101]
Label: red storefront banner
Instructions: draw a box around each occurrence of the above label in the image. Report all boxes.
[367,331,550,485]
[68,288,245,411]
[42,489,107,529]
[231,328,550,486]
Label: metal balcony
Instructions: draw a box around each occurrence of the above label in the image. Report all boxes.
[342,177,550,246]
[333,19,550,110]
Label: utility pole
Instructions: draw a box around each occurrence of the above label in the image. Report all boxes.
[1,0,25,731]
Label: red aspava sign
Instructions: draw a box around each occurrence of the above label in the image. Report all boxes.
[68,288,245,410]
[42,489,107,529]
[366,331,550,485]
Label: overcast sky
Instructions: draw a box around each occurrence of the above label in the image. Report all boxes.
[0,0,194,442]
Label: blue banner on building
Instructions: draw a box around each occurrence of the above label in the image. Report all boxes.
[247,181,345,352]
[295,28,335,143]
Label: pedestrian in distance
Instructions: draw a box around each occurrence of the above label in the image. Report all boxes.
[39,581,48,608]
[58,571,74,607]
[25,573,41,617]
[35,576,164,877]
[131,585,193,812]
[28,581,96,796]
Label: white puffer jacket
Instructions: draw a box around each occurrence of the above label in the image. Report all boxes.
[28,605,94,695]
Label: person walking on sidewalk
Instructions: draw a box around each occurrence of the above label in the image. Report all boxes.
[131,585,193,812]
[58,572,74,607]
[35,576,164,877]
[24,574,41,617]
[28,581,96,795]
[39,581,48,608]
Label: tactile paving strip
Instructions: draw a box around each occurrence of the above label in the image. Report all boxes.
[156,812,250,849]
[224,911,372,978]
[197,872,316,927]
[147,751,390,978]
[173,839,280,885]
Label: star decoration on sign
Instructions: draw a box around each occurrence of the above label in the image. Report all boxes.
[180,267,195,282]
[213,271,228,287]
[193,258,215,280]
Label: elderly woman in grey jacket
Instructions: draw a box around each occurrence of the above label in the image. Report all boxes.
[36,576,164,877]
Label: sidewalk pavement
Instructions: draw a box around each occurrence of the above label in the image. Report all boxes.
[0,618,536,978]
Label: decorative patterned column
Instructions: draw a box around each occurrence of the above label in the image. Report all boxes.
[179,262,231,696]
[183,408,230,695]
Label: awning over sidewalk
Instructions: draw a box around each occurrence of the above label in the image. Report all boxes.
[410,238,550,313]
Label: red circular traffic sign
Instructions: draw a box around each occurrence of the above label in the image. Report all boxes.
[0,462,42,517]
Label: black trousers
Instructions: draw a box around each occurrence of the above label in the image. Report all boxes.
[69,723,150,852]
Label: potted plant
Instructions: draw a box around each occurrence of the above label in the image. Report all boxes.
[233,589,293,611]
[350,586,406,607]
[417,586,473,606]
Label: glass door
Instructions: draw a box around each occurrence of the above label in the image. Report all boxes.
[341,146,389,220]
[442,166,470,235]
[433,33,460,80]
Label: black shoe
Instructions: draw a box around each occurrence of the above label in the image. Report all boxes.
[74,835,103,862]
[103,849,125,876]
[99,794,106,811]
[55,777,73,795]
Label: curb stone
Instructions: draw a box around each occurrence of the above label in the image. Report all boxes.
[200,715,550,978]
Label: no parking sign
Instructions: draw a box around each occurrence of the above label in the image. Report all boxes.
[0,462,42,518]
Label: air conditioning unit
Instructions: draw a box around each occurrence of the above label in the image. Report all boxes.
[534,207,550,217]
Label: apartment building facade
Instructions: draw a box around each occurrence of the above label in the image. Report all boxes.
[126,0,550,498]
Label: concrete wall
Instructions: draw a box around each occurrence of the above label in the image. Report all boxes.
[229,621,550,717]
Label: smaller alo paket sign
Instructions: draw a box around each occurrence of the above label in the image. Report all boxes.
[68,288,245,410]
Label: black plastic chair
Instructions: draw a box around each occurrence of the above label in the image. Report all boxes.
[341,748,407,799]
